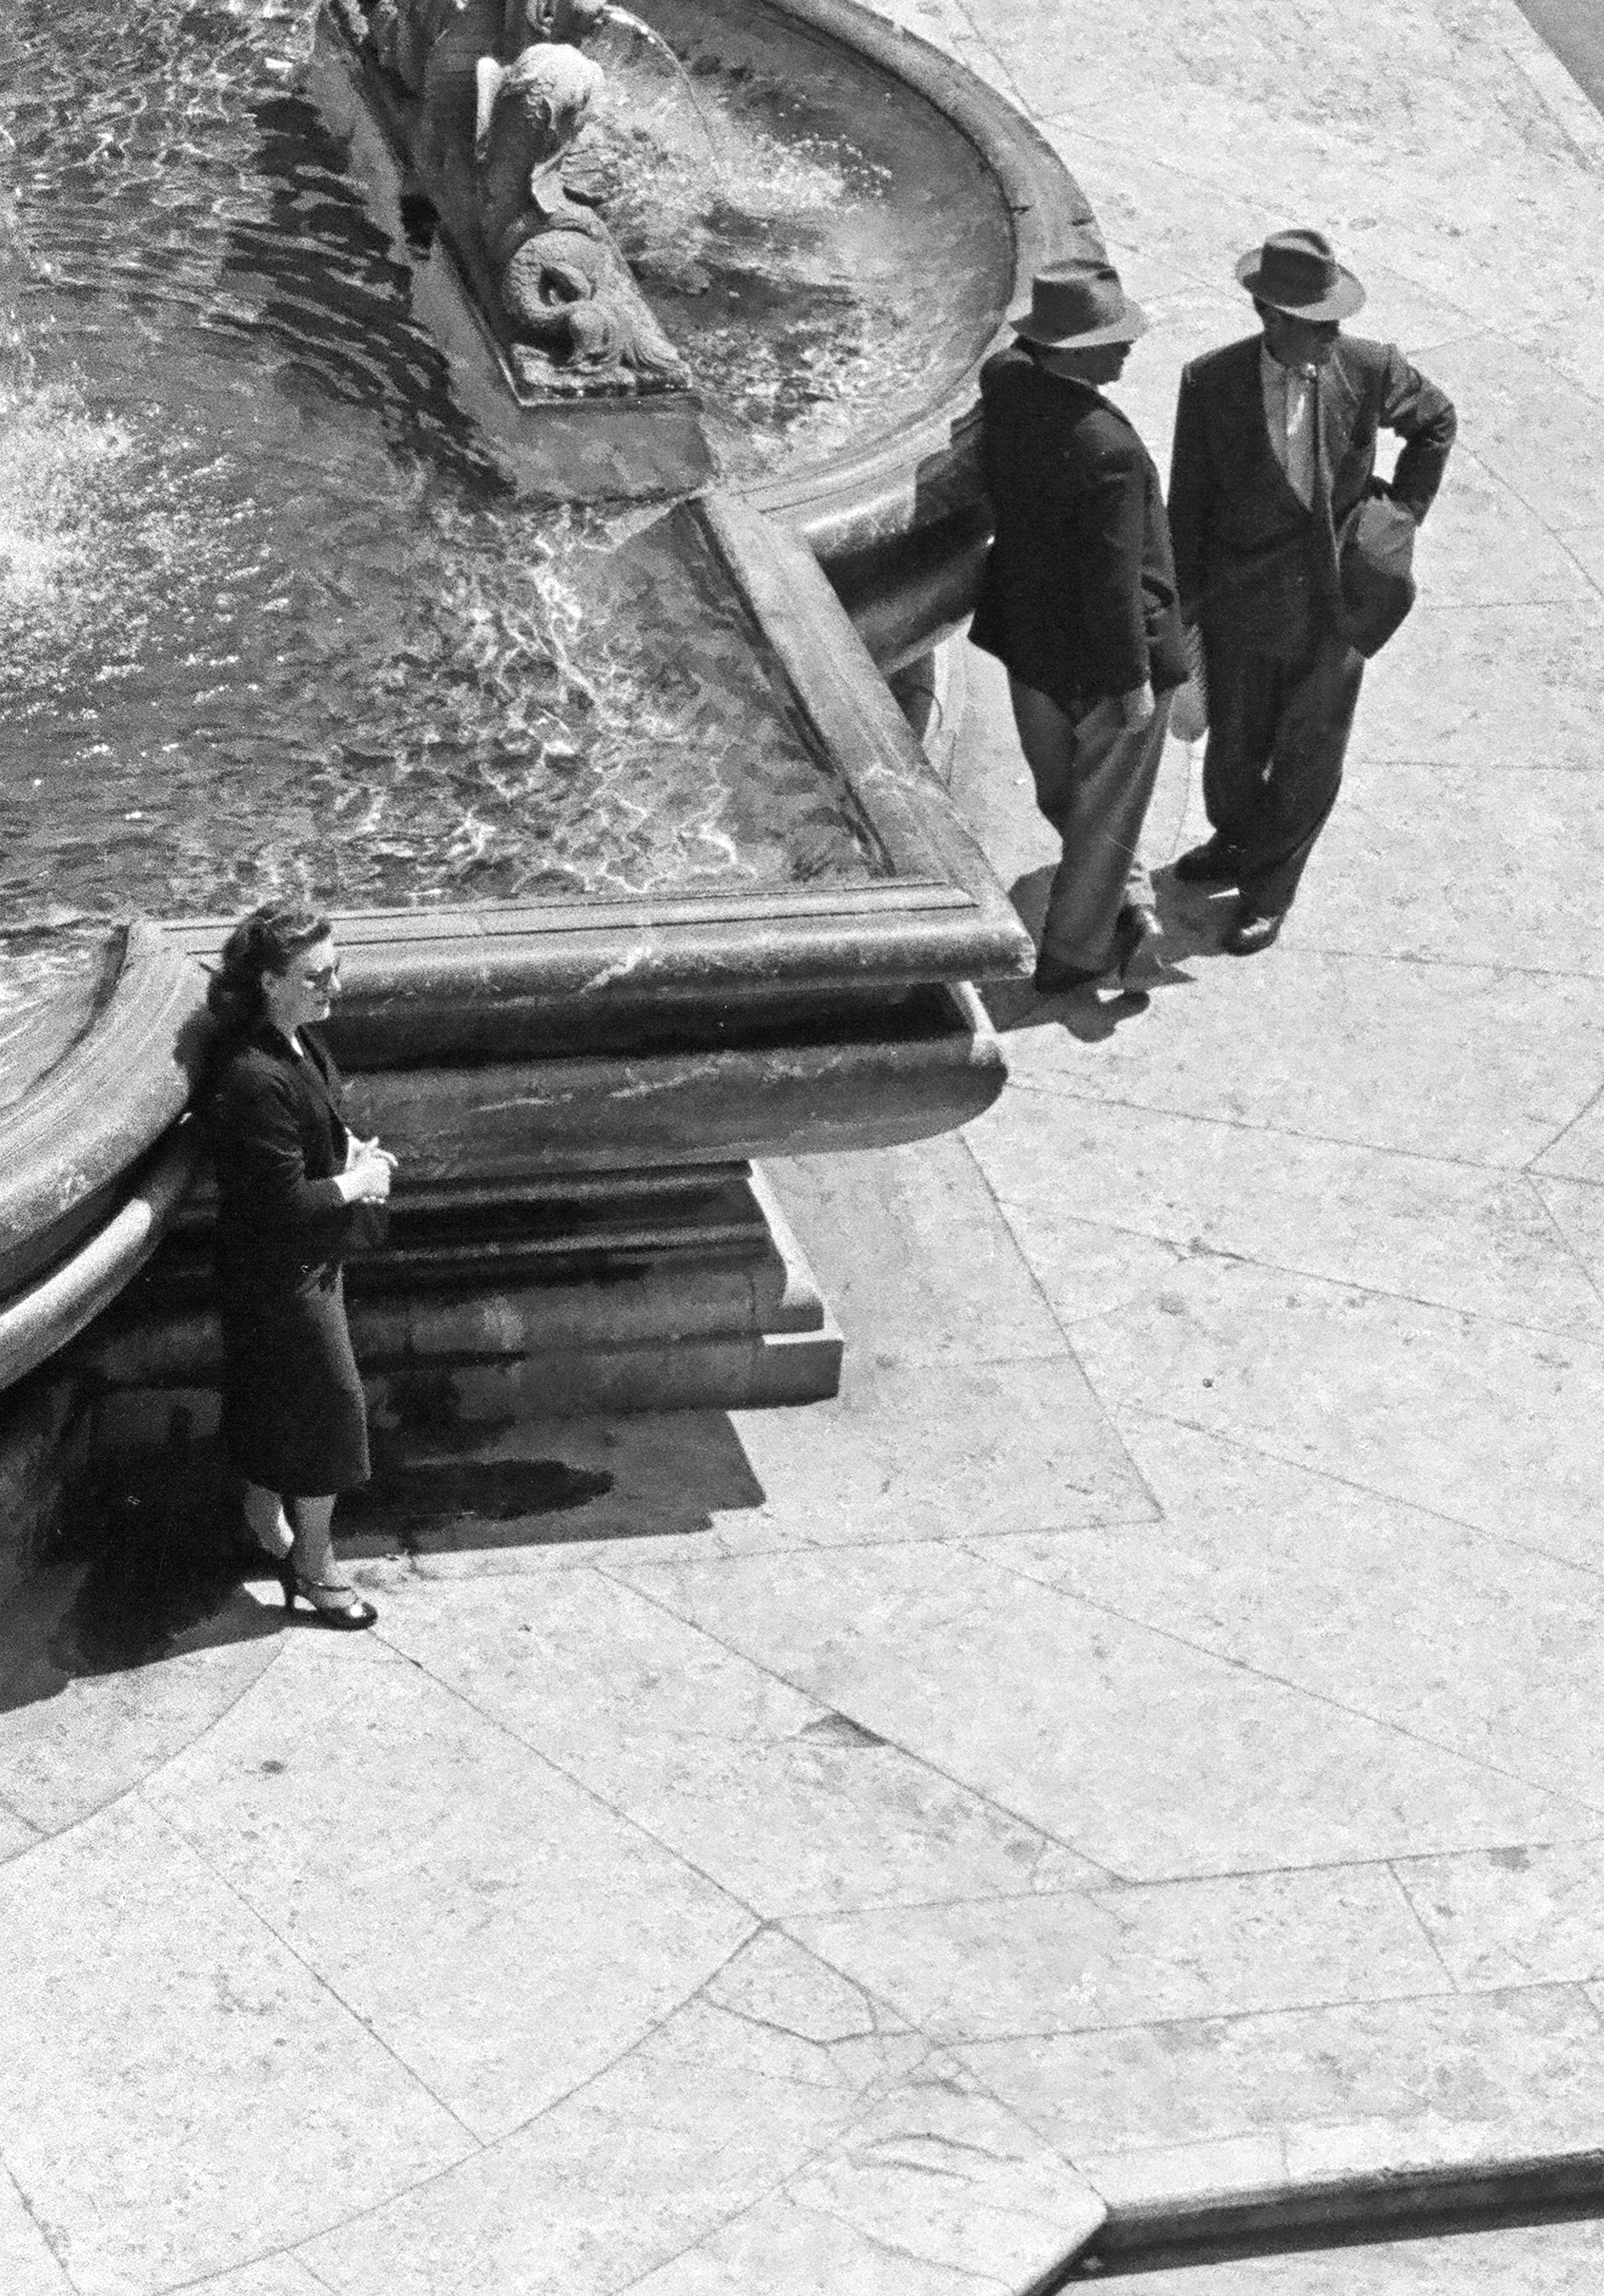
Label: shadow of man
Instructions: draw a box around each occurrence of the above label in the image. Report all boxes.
[978,864,1170,1042]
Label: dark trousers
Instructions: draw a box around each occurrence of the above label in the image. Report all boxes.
[1201,629,1364,913]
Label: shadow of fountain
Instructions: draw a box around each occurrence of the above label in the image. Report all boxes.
[0,1456,284,1722]
[345,1407,769,1557]
[0,1405,768,1719]
[220,88,505,488]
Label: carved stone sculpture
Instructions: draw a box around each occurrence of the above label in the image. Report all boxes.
[364,0,689,387]
[518,0,613,44]
[369,0,494,98]
[368,0,609,97]
[475,45,686,379]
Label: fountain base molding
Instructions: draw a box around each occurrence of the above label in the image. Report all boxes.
[73,1159,842,1453]
[0,1374,96,1612]
[0,0,1104,1452]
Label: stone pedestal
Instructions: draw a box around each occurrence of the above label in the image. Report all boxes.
[77,1160,842,1453]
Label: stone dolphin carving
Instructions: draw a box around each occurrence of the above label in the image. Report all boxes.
[475,45,685,378]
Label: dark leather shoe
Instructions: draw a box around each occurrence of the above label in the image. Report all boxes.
[1224,904,1285,956]
[1113,905,1164,989]
[1033,954,1104,995]
[1174,837,1239,885]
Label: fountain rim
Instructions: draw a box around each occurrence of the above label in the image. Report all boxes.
[154,491,1032,1037]
[0,0,1074,1380]
[725,0,1092,561]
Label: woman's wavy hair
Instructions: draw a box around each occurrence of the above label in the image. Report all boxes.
[207,902,332,1038]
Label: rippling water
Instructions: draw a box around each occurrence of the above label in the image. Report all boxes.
[0,0,887,935]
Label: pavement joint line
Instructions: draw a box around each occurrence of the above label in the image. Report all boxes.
[999,1072,1579,1181]
[953,1129,1169,1529]
[827,1828,1604,1897]
[1527,1173,1604,1320]
[1344,756,1604,777]
[162,2242,328,2295]
[967,1542,1604,1825]
[1381,1859,1462,1993]
[971,1189,1604,1351]
[385,1505,1165,1575]
[541,2032,988,2296]
[1113,1396,1604,1590]
[136,1793,491,2151]
[951,0,1027,107]
[906,1971,1604,2049]
[368,1605,774,1928]
[592,1557,1134,1887]
[178,1923,782,2288]
[0,1636,290,1861]
[1409,588,1604,609]
[0,2149,80,2295]
[1050,2149,1604,2281]
[1032,1228,1604,1354]
[0,1789,44,1840]
[1523,1075,1604,1169]
[1559,535,1604,600]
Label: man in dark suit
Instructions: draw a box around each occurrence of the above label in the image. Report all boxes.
[1167,228,1456,953]
[971,258,1188,993]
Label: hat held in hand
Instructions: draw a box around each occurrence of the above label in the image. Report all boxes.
[1011,258,1148,348]
[1236,228,1364,321]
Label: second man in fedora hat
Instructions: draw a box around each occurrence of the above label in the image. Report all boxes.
[971,256,1189,993]
[1167,228,1456,953]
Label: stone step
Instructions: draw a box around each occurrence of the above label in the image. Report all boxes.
[1096,2214,1604,2290]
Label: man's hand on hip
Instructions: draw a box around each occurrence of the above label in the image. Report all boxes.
[1118,680,1156,728]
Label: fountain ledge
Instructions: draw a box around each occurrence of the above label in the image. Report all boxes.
[5,0,1103,1434]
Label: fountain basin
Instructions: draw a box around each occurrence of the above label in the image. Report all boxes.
[0,928,204,1294]
[710,0,1103,667]
[0,0,1097,1424]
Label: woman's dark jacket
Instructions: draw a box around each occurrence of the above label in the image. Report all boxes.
[207,1023,364,1287]
[970,344,1188,716]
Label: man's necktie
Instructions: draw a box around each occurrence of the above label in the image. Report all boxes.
[1284,363,1317,508]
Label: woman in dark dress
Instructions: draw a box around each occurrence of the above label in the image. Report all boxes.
[206,904,396,1629]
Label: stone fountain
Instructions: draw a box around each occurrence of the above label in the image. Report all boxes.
[0,0,1099,1536]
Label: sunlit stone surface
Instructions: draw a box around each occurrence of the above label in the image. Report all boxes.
[0,929,120,1115]
[0,0,993,925]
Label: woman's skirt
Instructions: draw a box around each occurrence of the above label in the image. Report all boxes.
[219,1263,370,1496]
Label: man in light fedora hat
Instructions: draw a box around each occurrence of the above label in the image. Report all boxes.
[970,256,1189,993]
[1168,228,1456,953]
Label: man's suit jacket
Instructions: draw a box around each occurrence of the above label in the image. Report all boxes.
[970,345,1188,716]
[1167,332,1456,657]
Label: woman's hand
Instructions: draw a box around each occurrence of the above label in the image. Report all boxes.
[337,1139,394,1206]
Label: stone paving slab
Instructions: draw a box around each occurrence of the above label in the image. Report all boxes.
[8,0,1604,2288]
[614,1544,1585,1877]
[960,1986,1604,2207]
[371,1569,1066,1917]
[985,1414,1604,1805]
[966,1088,1604,1341]
[1296,754,1604,976]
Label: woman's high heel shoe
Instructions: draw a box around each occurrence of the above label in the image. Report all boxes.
[286,1572,377,1631]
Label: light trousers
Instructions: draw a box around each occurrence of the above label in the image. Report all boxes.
[1008,678,1172,971]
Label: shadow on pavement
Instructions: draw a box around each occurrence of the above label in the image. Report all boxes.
[0,1408,770,1716]
[349,1410,769,1556]
[0,1453,283,1720]
[981,863,1238,1041]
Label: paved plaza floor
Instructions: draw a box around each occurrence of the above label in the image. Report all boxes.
[6,0,1604,2289]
